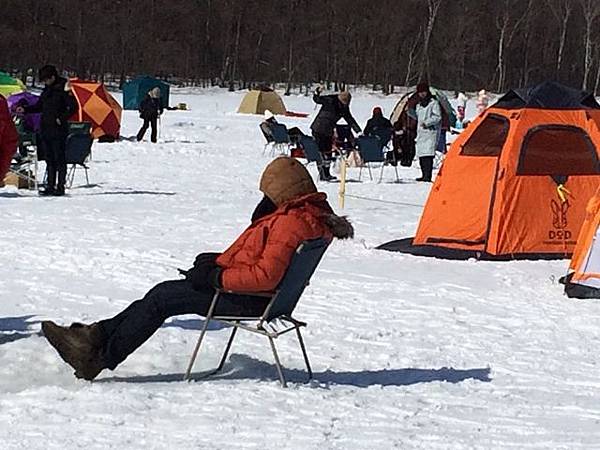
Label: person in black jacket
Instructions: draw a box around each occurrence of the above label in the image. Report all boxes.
[364,107,393,141]
[136,87,163,143]
[17,65,77,196]
[310,87,361,181]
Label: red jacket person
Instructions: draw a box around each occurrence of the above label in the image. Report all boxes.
[42,156,353,380]
[0,95,18,182]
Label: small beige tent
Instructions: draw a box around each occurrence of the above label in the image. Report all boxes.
[238,90,286,115]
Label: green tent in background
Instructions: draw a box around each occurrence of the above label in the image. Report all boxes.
[0,72,25,98]
[122,76,170,110]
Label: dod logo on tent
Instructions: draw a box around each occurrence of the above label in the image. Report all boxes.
[379,81,600,259]
[69,79,122,140]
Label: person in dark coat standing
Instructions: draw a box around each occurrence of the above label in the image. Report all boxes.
[310,87,361,181]
[136,87,163,143]
[17,65,77,196]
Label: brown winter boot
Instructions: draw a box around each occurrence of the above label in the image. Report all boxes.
[42,321,105,381]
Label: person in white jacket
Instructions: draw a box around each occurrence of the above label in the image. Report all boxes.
[415,82,442,182]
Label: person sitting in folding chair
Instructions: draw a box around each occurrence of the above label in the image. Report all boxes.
[259,109,280,143]
[41,156,354,381]
[364,106,394,164]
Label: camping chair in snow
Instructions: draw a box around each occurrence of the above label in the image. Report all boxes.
[8,127,38,190]
[298,134,325,172]
[356,135,399,183]
[261,123,290,157]
[185,238,330,387]
[65,122,93,188]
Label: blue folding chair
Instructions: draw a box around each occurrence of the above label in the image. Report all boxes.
[185,238,331,387]
[65,122,93,187]
[298,134,324,168]
[261,123,291,157]
[356,135,399,183]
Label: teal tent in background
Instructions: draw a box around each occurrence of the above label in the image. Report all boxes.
[123,76,170,110]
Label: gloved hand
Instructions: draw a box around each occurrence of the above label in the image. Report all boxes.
[188,259,219,291]
[193,252,220,267]
[187,252,223,291]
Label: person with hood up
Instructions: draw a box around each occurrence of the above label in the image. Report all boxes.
[16,65,77,196]
[137,87,163,143]
[414,82,441,182]
[310,86,361,181]
[0,95,18,184]
[41,156,354,380]
[364,107,393,143]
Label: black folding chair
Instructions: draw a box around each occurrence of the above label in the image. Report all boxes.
[298,134,324,170]
[185,238,331,387]
[261,123,290,157]
[65,122,93,188]
[356,135,399,183]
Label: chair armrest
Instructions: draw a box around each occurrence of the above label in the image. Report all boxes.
[217,288,275,299]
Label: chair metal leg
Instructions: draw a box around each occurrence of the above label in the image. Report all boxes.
[268,336,287,388]
[295,327,313,381]
[358,165,363,181]
[184,293,220,381]
[378,164,385,183]
[216,326,238,372]
[367,163,373,181]
[84,166,90,186]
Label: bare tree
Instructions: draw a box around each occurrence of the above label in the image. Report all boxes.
[419,0,443,81]
[494,0,531,92]
[579,0,600,90]
[547,0,573,78]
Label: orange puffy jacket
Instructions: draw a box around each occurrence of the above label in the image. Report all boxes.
[216,192,341,293]
[0,96,18,180]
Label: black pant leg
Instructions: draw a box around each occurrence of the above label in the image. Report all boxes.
[419,156,434,181]
[55,138,67,187]
[150,117,158,143]
[312,132,333,179]
[97,279,269,370]
[43,137,58,189]
[137,119,150,141]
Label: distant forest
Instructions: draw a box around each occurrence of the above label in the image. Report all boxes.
[2,0,600,94]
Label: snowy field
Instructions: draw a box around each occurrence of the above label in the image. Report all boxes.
[1,89,600,449]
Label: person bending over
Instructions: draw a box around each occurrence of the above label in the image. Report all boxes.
[310,87,361,181]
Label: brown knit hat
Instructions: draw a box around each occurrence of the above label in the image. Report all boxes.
[259,157,317,206]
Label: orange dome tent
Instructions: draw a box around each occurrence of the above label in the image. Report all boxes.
[562,186,600,298]
[379,82,600,259]
[69,79,121,139]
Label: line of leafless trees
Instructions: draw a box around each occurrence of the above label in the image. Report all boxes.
[2,0,600,94]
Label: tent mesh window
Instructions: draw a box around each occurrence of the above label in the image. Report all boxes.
[517,125,600,176]
[460,114,509,157]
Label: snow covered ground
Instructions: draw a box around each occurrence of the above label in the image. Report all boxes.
[1,89,600,449]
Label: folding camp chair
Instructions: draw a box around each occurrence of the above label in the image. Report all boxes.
[8,128,38,190]
[65,122,93,188]
[298,134,324,170]
[261,123,291,157]
[356,136,399,183]
[185,238,330,387]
